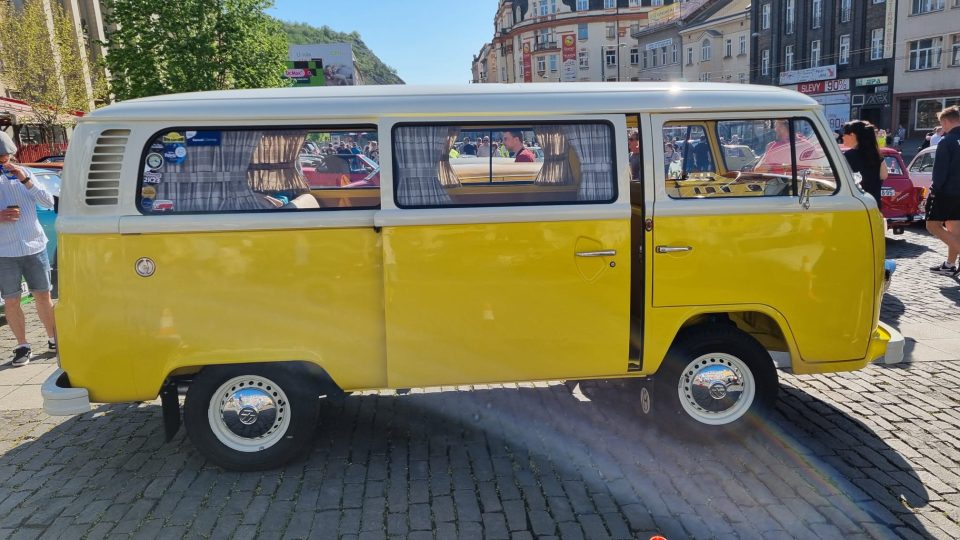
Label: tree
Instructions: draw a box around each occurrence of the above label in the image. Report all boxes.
[281,21,404,85]
[0,0,92,153]
[103,0,289,101]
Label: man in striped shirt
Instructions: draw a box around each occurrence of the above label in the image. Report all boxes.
[0,132,56,367]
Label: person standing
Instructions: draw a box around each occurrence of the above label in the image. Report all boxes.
[841,120,888,209]
[931,126,945,147]
[926,106,960,274]
[0,132,56,366]
[502,130,535,162]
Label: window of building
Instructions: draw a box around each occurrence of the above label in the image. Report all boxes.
[871,28,884,60]
[915,97,960,129]
[873,0,885,3]
[501,66,507,81]
[651,49,658,67]
[839,35,850,65]
[687,47,694,65]
[841,0,852,22]
[786,0,795,34]
[578,23,588,41]
[762,4,770,29]
[536,56,546,73]
[702,39,711,61]
[605,48,617,66]
[606,23,616,39]
[138,127,381,214]
[762,49,770,75]
[812,0,822,29]
[578,49,589,69]
[539,1,548,16]
[672,43,679,63]
[785,45,794,71]
[658,46,665,65]
[739,72,747,84]
[952,34,960,66]
[739,35,747,55]
[604,0,615,8]
[577,0,588,10]
[549,55,558,72]
[643,50,649,69]
[908,37,943,70]
[725,39,732,58]
[392,123,617,208]
[912,0,945,14]
[811,40,821,67]
[631,47,640,65]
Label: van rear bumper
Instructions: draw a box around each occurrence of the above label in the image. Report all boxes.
[42,369,91,416]
[871,321,904,365]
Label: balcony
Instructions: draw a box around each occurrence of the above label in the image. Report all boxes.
[534,41,558,52]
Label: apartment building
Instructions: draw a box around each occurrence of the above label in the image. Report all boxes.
[751,0,897,131]
[472,0,681,84]
[892,0,960,140]
[679,0,751,84]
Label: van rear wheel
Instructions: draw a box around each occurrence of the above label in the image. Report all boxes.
[183,363,319,471]
[655,325,777,435]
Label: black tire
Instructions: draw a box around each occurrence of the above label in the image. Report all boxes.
[183,363,320,471]
[654,324,777,436]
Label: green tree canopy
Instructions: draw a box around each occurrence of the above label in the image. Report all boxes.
[103,0,289,101]
[281,21,404,85]
[0,0,93,146]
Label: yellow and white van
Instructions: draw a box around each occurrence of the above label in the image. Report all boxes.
[43,83,902,470]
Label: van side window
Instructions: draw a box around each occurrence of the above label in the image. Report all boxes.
[138,128,380,214]
[392,122,617,208]
[663,118,839,199]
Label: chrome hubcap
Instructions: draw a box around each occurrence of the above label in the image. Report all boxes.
[678,353,755,425]
[208,375,290,452]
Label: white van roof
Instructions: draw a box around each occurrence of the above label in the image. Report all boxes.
[85,82,819,122]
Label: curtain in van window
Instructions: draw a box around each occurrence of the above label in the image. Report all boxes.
[533,125,572,185]
[247,130,310,194]
[563,124,614,201]
[395,126,457,206]
[157,130,271,212]
[437,128,462,187]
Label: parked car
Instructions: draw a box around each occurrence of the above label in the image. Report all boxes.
[299,153,379,188]
[906,144,936,197]
[879,148,925,233]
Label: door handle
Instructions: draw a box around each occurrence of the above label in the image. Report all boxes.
[655,245,693,253]
[575,250,617,257]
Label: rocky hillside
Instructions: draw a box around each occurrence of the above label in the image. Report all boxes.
[281,21,404,85]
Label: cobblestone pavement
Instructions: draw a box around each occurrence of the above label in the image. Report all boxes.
[1,228,960,539]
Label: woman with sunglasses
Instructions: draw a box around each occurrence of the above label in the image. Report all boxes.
[841,120,888,209]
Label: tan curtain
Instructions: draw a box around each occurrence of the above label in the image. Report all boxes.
[534,125,572,185]
[437,128,462,187]
[247,130,310,193]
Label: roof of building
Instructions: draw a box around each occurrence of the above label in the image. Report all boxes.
[85,82,819,122]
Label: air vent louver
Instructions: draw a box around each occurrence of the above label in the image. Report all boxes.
[85,129,130,206]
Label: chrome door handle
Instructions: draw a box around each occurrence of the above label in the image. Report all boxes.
[576,250,617,257]
[655,245,693,253]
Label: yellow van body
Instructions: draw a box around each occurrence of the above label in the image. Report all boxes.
[44,83,901,427]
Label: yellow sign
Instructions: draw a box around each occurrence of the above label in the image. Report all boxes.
[649,3,679,25]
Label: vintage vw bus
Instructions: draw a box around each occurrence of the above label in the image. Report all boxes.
[43,83,902,470]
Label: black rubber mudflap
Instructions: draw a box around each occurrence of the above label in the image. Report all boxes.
[160,381,181,442]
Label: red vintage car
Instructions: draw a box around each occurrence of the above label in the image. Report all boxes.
[878,147,924,234]
[299,153,380,188]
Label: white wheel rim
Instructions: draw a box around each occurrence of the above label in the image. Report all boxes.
[677,353,755,426]
[207,375,291,452]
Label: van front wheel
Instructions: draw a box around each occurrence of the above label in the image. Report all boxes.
[183,364,319,471]
[656,325,777,434]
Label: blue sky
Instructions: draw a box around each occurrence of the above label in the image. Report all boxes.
[270,0,499,85]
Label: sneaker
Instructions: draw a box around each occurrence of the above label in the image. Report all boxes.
[10,346,31,367]
[931,262,958,275]
[47,339,56,352]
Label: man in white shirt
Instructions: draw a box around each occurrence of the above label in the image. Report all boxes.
[931,126,945,147]
[0,132,56,366]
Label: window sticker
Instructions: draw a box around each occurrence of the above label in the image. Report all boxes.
[141,185,157,199]
[145,153,164,171]
[162,132,187,165]
[153,200,174,212]
[143,171,162,184]
[186,131,222,146]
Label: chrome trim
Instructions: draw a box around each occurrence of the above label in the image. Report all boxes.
[575,250,617,257]
[655,245,692,253]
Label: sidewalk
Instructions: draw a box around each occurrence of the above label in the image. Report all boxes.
[0,301,58,411]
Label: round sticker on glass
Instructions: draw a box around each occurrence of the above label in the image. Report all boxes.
[146,153,164,170]
[141,186,157,199]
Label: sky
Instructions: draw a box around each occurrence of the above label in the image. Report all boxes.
[270,0,500,85]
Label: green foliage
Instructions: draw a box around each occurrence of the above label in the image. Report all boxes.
[281,21,404,85]
[0,0,92,140]
[103,0,290,100]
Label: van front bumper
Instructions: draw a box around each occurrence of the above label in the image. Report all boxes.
[42,369,91,415]
[871,321,904,365]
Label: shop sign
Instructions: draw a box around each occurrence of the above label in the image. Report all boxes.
[796,79,850,95]
[855,76,888,87]
[864,93,890,106]
[779,65,837,85]
[646,38,673,51]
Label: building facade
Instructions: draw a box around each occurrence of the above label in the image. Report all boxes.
[750,0,897,131]
[678,0,751,84]
[892,0,960,140]
[628,0,713,82]
[472,0,688,84]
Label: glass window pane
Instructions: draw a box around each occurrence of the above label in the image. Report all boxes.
[393,123,616,208]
